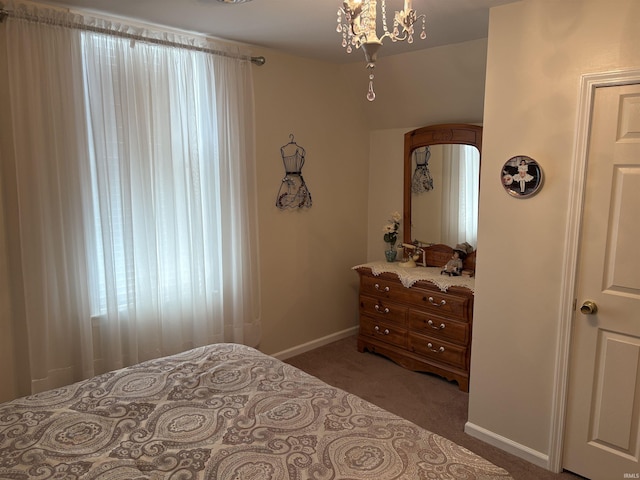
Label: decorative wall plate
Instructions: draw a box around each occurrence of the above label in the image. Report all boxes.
[501,155,544,198]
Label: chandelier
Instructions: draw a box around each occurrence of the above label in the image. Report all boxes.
[337,0,426,101]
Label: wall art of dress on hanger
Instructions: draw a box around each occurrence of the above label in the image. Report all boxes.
[276,134,312,209]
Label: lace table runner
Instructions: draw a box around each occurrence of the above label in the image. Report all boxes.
[353,261,475,294]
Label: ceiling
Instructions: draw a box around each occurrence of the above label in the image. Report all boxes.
[35,0,520,64]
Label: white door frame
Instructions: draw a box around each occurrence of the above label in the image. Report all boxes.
[549,67,640,473]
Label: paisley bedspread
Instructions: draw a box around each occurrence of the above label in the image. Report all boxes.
[0,343,513,479]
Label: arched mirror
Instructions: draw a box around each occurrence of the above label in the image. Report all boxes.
[403,124,482,258]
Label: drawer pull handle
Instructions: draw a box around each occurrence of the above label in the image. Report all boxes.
[428,296,446,307]
[374,283,390,292]
[374,325,390,335]
[427,320,445,330]
[374,304,390,314]
[427,342,445,353]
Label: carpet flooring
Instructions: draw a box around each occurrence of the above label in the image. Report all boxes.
[285,335,585,480]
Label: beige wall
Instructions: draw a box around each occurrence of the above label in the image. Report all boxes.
[467,0,640,468]
[251,49,370,355]
[359,38,488,130]
[365,128,406,261]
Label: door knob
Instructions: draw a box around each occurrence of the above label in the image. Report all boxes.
[580,300,598,315]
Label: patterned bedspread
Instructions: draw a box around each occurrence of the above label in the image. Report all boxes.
[0,344,513,479]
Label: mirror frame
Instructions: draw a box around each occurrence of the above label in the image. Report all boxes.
[403,123,483,246]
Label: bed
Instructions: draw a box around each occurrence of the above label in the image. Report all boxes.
[0,343,512,479]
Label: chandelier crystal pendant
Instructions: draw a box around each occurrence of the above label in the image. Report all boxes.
[337,0,426,101]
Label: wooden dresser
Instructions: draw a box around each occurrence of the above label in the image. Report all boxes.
[355,264,474,392]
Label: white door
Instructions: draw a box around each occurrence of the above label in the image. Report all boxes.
[563,82,640,480]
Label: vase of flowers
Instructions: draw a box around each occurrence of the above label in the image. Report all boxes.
[382,211,401,262]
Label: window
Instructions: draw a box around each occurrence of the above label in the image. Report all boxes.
[2,6,261,392]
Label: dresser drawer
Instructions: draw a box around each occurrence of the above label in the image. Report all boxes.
[360,275,406,302]
[404,287,471,321]
[408,333,468,369]
[360,316,408,348]
[359,295,407,325]
[409,310,469,345]
[361,275,471,321]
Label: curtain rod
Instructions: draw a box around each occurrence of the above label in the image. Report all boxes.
[0,8,266,66]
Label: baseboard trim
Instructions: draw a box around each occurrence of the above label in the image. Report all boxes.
[464,421,550,470]
[271,327,359,361]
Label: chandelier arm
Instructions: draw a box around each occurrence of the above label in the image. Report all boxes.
[378,31,393,43]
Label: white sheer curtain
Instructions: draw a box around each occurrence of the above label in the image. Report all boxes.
[3,5,96,392]
[1,3,260,394]
[441,144,479,248]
